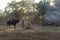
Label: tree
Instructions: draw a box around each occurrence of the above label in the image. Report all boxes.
[5,1,24,19]
[37,1,47,23]
[4,0,38,24]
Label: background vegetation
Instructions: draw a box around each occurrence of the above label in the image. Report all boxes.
[0,0,58,25]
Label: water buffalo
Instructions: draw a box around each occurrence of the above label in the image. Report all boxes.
[7,18,19,29]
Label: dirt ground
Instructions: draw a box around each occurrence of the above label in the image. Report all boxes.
[0,25,60,40]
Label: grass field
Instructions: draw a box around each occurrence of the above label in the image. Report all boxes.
[0,25,60,40]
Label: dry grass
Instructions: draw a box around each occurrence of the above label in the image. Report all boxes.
[0,25,60,40]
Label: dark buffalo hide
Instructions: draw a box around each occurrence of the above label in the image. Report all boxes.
[7,18,19,28]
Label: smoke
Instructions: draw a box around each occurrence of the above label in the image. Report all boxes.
[44,0,60,24]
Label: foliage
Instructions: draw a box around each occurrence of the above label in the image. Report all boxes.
[33,1,47,24]
[0,0,38,24]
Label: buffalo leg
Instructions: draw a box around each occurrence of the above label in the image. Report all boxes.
[14,24,16,29]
